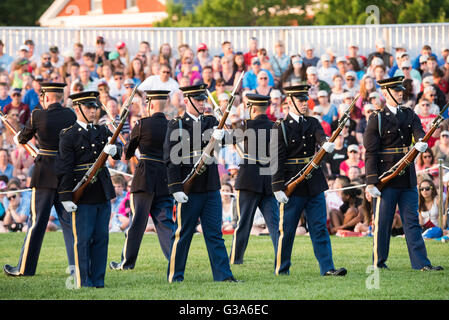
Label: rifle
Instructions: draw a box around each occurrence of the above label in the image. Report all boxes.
[284,94,360,197]
[0,110,39,157]
[206,89,244,159]
[72,85,139,203]
[182,71,244,194]
[376,102,449,191]
[100,102,139,165]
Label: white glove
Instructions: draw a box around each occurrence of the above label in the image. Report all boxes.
[414,140,428,153]
[212,127,225,141]
[13,132,20,145]
[62,201,78,212]
[322,141,335,153]
[103,144,117,157]
[366,185,381,198]
[173,191,188,203]
[274,191,289,204]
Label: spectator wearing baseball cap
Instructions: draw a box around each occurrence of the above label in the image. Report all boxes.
[94,35,110,67]
[312,104,331,136]
[114,41,129,67]
[343,71,359,97]
[316,89,338,126]
[355,103,376,144]
[302,43,320,67]
[415,97,438,148]
[22,75,43,112]
[339,144,365,177]
[431,130,449,168]
[266,89,284,121]
[318,53,339,87]
[49,45,63,69]
[305,66,331,108]
[195,43,211,70]
[242,56,274,91]
[367,38,394,69]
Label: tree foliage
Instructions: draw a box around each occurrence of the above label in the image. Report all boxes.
[0,0,54,26]
[154,0,312,27]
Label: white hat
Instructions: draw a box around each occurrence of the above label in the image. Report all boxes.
[218,92,230,101]
[376,39,386,48]
[369,91,380,99]
[424,86,435,94]
[321,54,330,62]
[343,91,354,99]
[339,103,350,113]
[306,66,318,75]
[313,105,323,114]
[371,57,384,66]
[317,90,328,97]
[440,130,449,137]
[270,89,282,99]
[443,172,449,183]
[19,44,29,52]
[345,71,357,79]
[336,56,347,64]
[401,60,412,68]
[394,43,406,50]
[365,103,376,111]
[348,144,359,152]
[348,42,358,48]
[400,51,409,58]
[419,55,429,63]
[423,76,434,85]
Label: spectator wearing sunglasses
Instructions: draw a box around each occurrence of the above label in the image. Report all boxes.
[242,57,274,91]
[3,188,29,233]
[3,88,30,125]
[418,179,443,239]
[416,149,438,181]
[109,71,126,101]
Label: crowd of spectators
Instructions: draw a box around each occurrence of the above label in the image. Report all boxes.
[0,35,448,241]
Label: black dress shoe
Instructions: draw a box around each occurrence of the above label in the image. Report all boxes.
[324,268,347,276]
[421,265,444,271]
[109,261,131,270]
[3,264,22,277]
[377,263,390,270]
[222,276,242,282]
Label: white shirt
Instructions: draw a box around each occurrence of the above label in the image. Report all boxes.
[386,104,398,115]
[318,66,339,87]
[186,111,200,122]
[289,111,303,123]
[77,120,93,131]
[138,75,180,97]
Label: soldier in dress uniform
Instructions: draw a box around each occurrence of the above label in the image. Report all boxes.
[363,76,443,271]
[228,93,279,265]
[3,82,76,277]
[271,85,347,276]
[163,83,238,283]
[109,90,175,270]
[57,91,123,288]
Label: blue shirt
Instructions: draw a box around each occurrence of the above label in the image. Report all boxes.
[0,54,14,73]
[242,69,274,90]
[0,96,12,111]
[412,53,438,70]
[2,190,31,219]
[0,163,14,180]
[271,54,290,78]
[22,89,40,112]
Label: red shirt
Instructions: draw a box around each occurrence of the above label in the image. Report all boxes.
[418,113,438,148]
[244,52,258,67]
[340,159,365,176]
[321,120,331,136]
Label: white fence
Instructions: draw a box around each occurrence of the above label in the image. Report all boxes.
[1,23,448,61]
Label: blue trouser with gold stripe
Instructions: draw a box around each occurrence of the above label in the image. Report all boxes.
[120,192,175,268]
[167,190,233,282]
[16,188,74,276]
[72,202,110,288]
[229,190,279,264]
[275,193,335,276]
[372,187,431,269]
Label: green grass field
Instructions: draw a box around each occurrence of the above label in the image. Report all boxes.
[0,232,448,300]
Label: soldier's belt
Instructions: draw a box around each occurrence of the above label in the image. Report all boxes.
[74,163,94,171]
[379,146,411,155]
[140,154,164,163]
[285,156,313,165]
[38,149,58,156]
[242,153,270,164]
